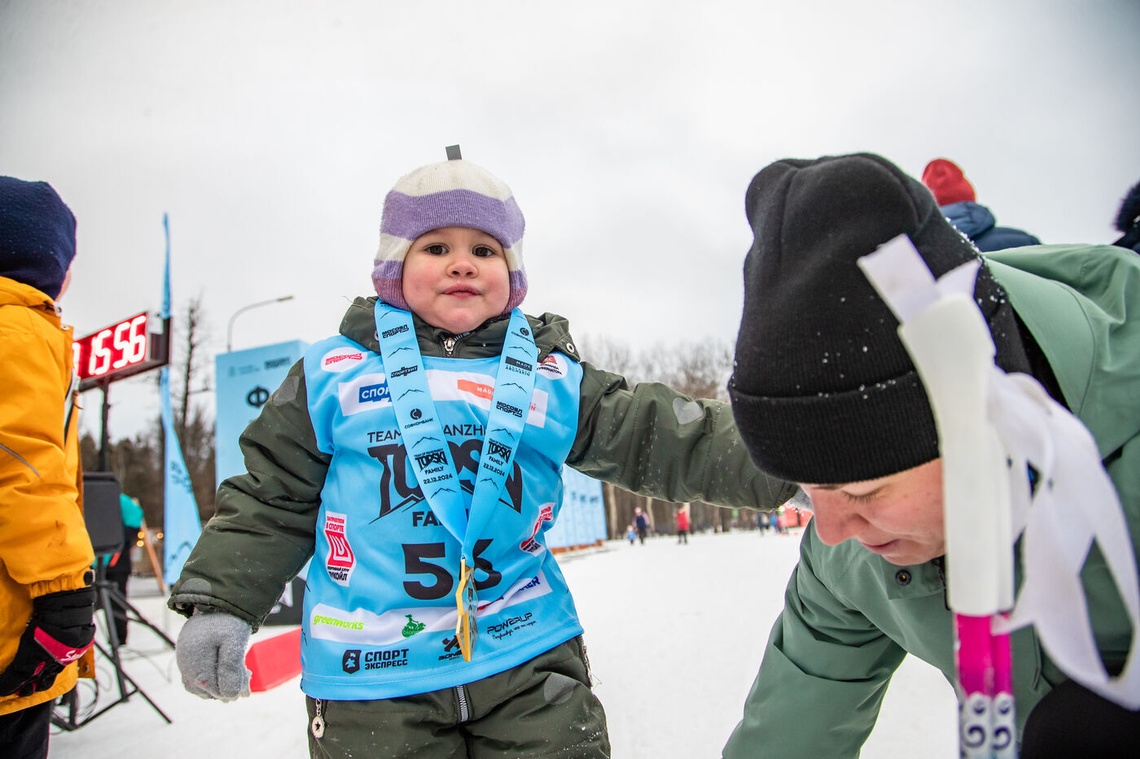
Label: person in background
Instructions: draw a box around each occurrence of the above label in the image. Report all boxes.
[724,153,1140,757]
[626,523,637,545]
[675,504,690,544]
[921,158,1041,252]
[168,154,794,758]
[105,492,144,644]
[633,506,651,545]
[1111,178,1140,254]
[0,176,97,759]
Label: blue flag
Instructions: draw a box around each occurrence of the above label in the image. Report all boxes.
[160,214,202,583]
[161,214,171,320]
[161,366,202,583]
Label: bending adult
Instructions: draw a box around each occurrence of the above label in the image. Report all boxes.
[724,153,1140,757]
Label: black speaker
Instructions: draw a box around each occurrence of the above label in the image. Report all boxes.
[83,471,124,556]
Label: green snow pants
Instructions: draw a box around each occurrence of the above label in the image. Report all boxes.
[305,635,610,758]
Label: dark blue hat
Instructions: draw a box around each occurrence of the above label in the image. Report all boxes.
[0,176,77,300]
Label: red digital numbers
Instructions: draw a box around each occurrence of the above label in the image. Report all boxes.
[73,312,168,388]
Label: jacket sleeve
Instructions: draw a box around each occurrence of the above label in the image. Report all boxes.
[0,317,94,598]
[168,361,329,630]
[723,527,905,758]
[567,362,796,509]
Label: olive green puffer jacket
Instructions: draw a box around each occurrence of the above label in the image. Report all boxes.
[169,298,795,626]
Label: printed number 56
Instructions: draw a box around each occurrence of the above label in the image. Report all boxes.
[402,539,501,601]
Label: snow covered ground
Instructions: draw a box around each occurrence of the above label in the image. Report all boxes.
[49,528,957,758]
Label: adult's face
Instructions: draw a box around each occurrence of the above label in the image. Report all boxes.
[799,458,944,566]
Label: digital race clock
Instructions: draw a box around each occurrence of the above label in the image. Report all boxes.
[73,311,171,391]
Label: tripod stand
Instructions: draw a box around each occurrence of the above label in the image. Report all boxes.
[52,473,176,730]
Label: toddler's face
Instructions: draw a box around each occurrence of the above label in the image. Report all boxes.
[402,227,511,334]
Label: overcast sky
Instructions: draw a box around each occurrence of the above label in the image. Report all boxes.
[3,0,1138,439]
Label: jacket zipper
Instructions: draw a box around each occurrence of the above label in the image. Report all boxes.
[455,684,470,722]
[311,698,325,739]
[442,335,457,356]
[64,369,79,440]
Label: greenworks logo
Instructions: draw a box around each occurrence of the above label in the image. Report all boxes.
[402,614,426,638]
[313,615,364,630]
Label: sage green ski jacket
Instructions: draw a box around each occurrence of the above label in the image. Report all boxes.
[724,244,1140,757]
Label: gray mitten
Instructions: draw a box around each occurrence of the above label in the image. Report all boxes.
[176,609,252,701]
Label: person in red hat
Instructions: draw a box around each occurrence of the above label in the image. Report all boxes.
[921,158,1041,252]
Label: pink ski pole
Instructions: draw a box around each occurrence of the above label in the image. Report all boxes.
[860,237,1017,758]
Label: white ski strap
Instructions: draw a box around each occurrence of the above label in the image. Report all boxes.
[859,237,1011,617]
[860,234,1140,709]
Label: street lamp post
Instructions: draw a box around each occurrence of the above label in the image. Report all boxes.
[226,295,295,352]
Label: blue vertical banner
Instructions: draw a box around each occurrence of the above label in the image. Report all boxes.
[214,340,307,488]
[546,467,607,550]
[160,214,202,583]
[161,367,202,583]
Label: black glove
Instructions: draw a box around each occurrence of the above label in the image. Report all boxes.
[0,586,97,698]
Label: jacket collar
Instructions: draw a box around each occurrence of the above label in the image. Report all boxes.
[337,296,580,362]
[986,247,1140,459]
[0,275,59,312]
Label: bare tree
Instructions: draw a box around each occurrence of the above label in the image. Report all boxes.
[109,427,163,528]
[648,339,736,531]
[174,295,212,437]
[168,295,216,521]
[574,336,741,538]
[668,340,733,402]
[577,333,644,539]
[576,333,641,380]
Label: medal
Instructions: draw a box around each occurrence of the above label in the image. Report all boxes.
[455,559,478,662]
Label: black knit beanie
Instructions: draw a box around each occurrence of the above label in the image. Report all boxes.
[728,153,1029,484]
[0,176,77,300]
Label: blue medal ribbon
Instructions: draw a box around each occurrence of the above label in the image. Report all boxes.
[374,303,538,660]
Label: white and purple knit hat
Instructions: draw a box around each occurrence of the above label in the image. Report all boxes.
[372,158,527,313]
